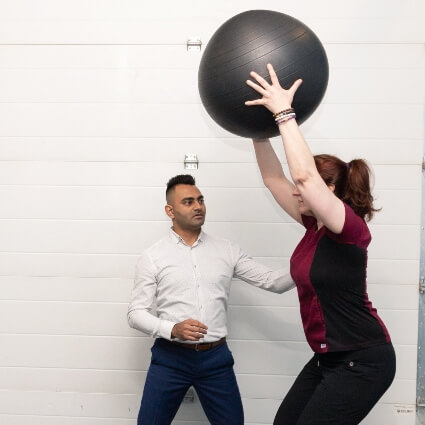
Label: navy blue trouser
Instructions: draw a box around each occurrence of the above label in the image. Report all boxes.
[274,342,396,425]
[137,338,244,425]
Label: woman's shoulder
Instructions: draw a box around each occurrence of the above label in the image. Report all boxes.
[326,202,371,248]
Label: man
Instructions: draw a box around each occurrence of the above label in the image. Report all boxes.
[128,174,294,425]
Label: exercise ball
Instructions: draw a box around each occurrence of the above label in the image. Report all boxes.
[198,10,329,139]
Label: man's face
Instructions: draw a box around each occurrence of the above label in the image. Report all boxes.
[166,184,206,231]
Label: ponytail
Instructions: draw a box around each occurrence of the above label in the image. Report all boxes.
[314,155,380,221]
[342,159,379,221]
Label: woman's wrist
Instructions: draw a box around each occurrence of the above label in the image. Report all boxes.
[272,105,292,114]
[274,107,296,126]
[277,116,297,127]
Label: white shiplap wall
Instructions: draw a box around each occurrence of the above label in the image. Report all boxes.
[0,1,424,424]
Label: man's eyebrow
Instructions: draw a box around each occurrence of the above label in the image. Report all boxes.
[181,196,204,202]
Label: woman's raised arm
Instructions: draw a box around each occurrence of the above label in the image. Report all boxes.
[246,64,345,233]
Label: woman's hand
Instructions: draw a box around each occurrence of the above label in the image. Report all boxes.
[245,63,302,115]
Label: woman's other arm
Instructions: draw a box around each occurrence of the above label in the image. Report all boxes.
[253,138,301,223]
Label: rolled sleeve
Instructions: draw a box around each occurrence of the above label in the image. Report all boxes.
[128,253,176,339]
[231,241,295,293]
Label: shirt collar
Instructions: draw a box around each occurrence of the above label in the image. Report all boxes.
[169,228,205,246]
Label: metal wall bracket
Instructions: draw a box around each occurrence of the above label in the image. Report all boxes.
[184,154,199,170]
[417,150,425,423]
[187,37,202,51]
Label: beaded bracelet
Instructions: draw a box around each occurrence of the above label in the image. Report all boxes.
[272,108,294,119]
[276,116,296,126]
[275,112,296,125]
[274,111,296,121]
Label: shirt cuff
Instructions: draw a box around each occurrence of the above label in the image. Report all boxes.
[158,319,176,340]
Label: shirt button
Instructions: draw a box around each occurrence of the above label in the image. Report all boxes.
[349,361,354,367]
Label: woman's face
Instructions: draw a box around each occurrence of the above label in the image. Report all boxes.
[292,186,313,216]
[292,183,336,216]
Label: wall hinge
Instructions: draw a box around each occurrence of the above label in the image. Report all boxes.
[420,276,425,294]
[422,155,425,172]
[184,153,199,170]
[187,37,202,51]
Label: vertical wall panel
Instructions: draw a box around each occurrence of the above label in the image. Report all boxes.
[0,1,423,424]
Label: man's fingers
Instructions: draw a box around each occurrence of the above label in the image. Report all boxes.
[192,325,207,334]
[191,320,208,330]
[185,331,204,340]
[184,335,202,341]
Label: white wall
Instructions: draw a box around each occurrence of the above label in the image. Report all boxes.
[0,1,423,424]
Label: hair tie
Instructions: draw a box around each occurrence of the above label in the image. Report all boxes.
[346,162,350,170]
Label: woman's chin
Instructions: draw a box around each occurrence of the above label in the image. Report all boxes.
[299,206,313,216]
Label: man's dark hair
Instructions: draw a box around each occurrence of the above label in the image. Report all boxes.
[166,174,196,202]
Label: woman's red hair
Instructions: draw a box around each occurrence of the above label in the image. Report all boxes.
[313,154,379,221]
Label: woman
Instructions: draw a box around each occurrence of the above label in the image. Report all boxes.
[245,64,396,425]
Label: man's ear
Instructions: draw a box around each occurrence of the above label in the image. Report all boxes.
[165,204,174,219]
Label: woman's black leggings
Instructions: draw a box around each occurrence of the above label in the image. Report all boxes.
[273,343,396,425]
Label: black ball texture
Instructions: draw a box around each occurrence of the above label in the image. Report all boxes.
[198,10,329,138]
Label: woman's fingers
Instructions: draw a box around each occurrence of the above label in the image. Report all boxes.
[245,77,268,106]
[245,98,265,106]
[246,78,268,96]
[267,63,281,86]
[245,65,300,111]
[289,78,303,95]
[249,71,271,89]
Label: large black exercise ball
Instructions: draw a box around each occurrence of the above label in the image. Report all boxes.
[198,10,329,139]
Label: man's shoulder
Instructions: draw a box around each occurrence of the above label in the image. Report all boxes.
[139,234,172,258]
[150,233,172,248]
[201,230,222,242]
[202,231,237,250]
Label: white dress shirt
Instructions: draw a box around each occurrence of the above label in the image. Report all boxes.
[128,228,295,342]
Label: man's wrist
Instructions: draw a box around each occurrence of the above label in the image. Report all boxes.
[159,319,176,340]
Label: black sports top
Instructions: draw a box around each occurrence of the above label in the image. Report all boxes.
[290,203,391,353]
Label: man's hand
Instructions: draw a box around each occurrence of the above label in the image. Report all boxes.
[171,319,208,341]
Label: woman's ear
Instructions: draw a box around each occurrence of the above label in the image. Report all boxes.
[328,184,336,193]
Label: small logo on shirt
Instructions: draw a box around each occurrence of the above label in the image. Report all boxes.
[320,343,327,349]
